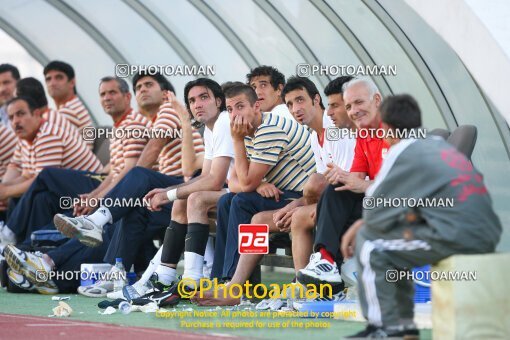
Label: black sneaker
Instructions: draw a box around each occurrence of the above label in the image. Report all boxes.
[147,284,180,307]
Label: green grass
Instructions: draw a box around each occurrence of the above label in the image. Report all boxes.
[0,271,431,339]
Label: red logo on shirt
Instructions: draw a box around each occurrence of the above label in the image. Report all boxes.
[238,224,269,254]
[441,149,487,202]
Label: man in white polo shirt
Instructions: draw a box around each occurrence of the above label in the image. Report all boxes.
[128,78,235,301]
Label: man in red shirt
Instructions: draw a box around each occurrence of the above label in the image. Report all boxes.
[297,77,389,288]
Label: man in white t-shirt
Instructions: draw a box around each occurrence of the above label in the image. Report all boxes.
[247,65,294,120]
[280,76,356,270]
[138,78,234,299]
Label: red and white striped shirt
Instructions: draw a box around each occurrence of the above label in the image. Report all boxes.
[0,124,17,178]
[58,96,94,148]
[110,109,152,180]
[154,103,205,176]
[58,96,93,131]
[8,119,103,176]
[42,108,93,149]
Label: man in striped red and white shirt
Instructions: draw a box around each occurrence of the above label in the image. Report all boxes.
[0,63,19,130]
[0,95,102,245]
[0,124,16,180]
[44,61,94,148]
[55,71,206,276]
[0,124,17,221]
[1,77,147,246]
[1,76,162,294]
[16,77,91,148]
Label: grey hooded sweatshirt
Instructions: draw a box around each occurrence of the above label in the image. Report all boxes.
[363,136,501,253]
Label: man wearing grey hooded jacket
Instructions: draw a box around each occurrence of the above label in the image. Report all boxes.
[343,94,502,339]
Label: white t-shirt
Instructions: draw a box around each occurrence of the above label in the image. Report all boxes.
[310,113,356,174]
[267,103,294,120]
[204,111,235,179]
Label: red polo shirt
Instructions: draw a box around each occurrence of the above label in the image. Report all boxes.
[349,127,389,180]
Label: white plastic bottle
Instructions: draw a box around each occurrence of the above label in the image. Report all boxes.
[118,301,132,314]
[113,258,127,292]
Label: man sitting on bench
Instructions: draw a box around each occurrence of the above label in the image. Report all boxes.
[140,78,234,296]
[342,94,502,338]
[193,76,357,306]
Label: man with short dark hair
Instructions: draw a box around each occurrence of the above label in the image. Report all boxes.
[54,71,205,278]
[0,95,103,247]
[44,61,94,147]
[0,64,19,217]
[285,76,356,272]
[194,76,357,306]
[0,63,20,129]
[111,78,235,300]
[0,64,18,184]
[343,94,502,338]
[209,84,315,283]
[2,76,157,294]
[0,77,152,246]
[247,65,293,120]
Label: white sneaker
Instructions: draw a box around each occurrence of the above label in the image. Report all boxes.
[7,268,58,294]
[123,280,156,300]
[54,214,103,247]
[79,265,123,297]
[4,245,53,288]
[106,280,152,300]
[78,280,113,297]
[78,280,114,297]
[297,252,343,286]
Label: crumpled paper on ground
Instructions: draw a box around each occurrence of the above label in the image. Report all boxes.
[98,306,116,315]
[98,302,159,315]
[51,301,73,317]
[130,302,158,313]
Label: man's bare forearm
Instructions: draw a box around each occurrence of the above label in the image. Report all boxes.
[137,138,166,168]
[233,139,250,186]
[3,176,35,198]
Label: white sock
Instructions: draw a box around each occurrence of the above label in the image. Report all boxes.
[182,251,204,282]
[154,265,176,285]
[204,236,214,267]
[88,206,112,227]
[137,247,163,287]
